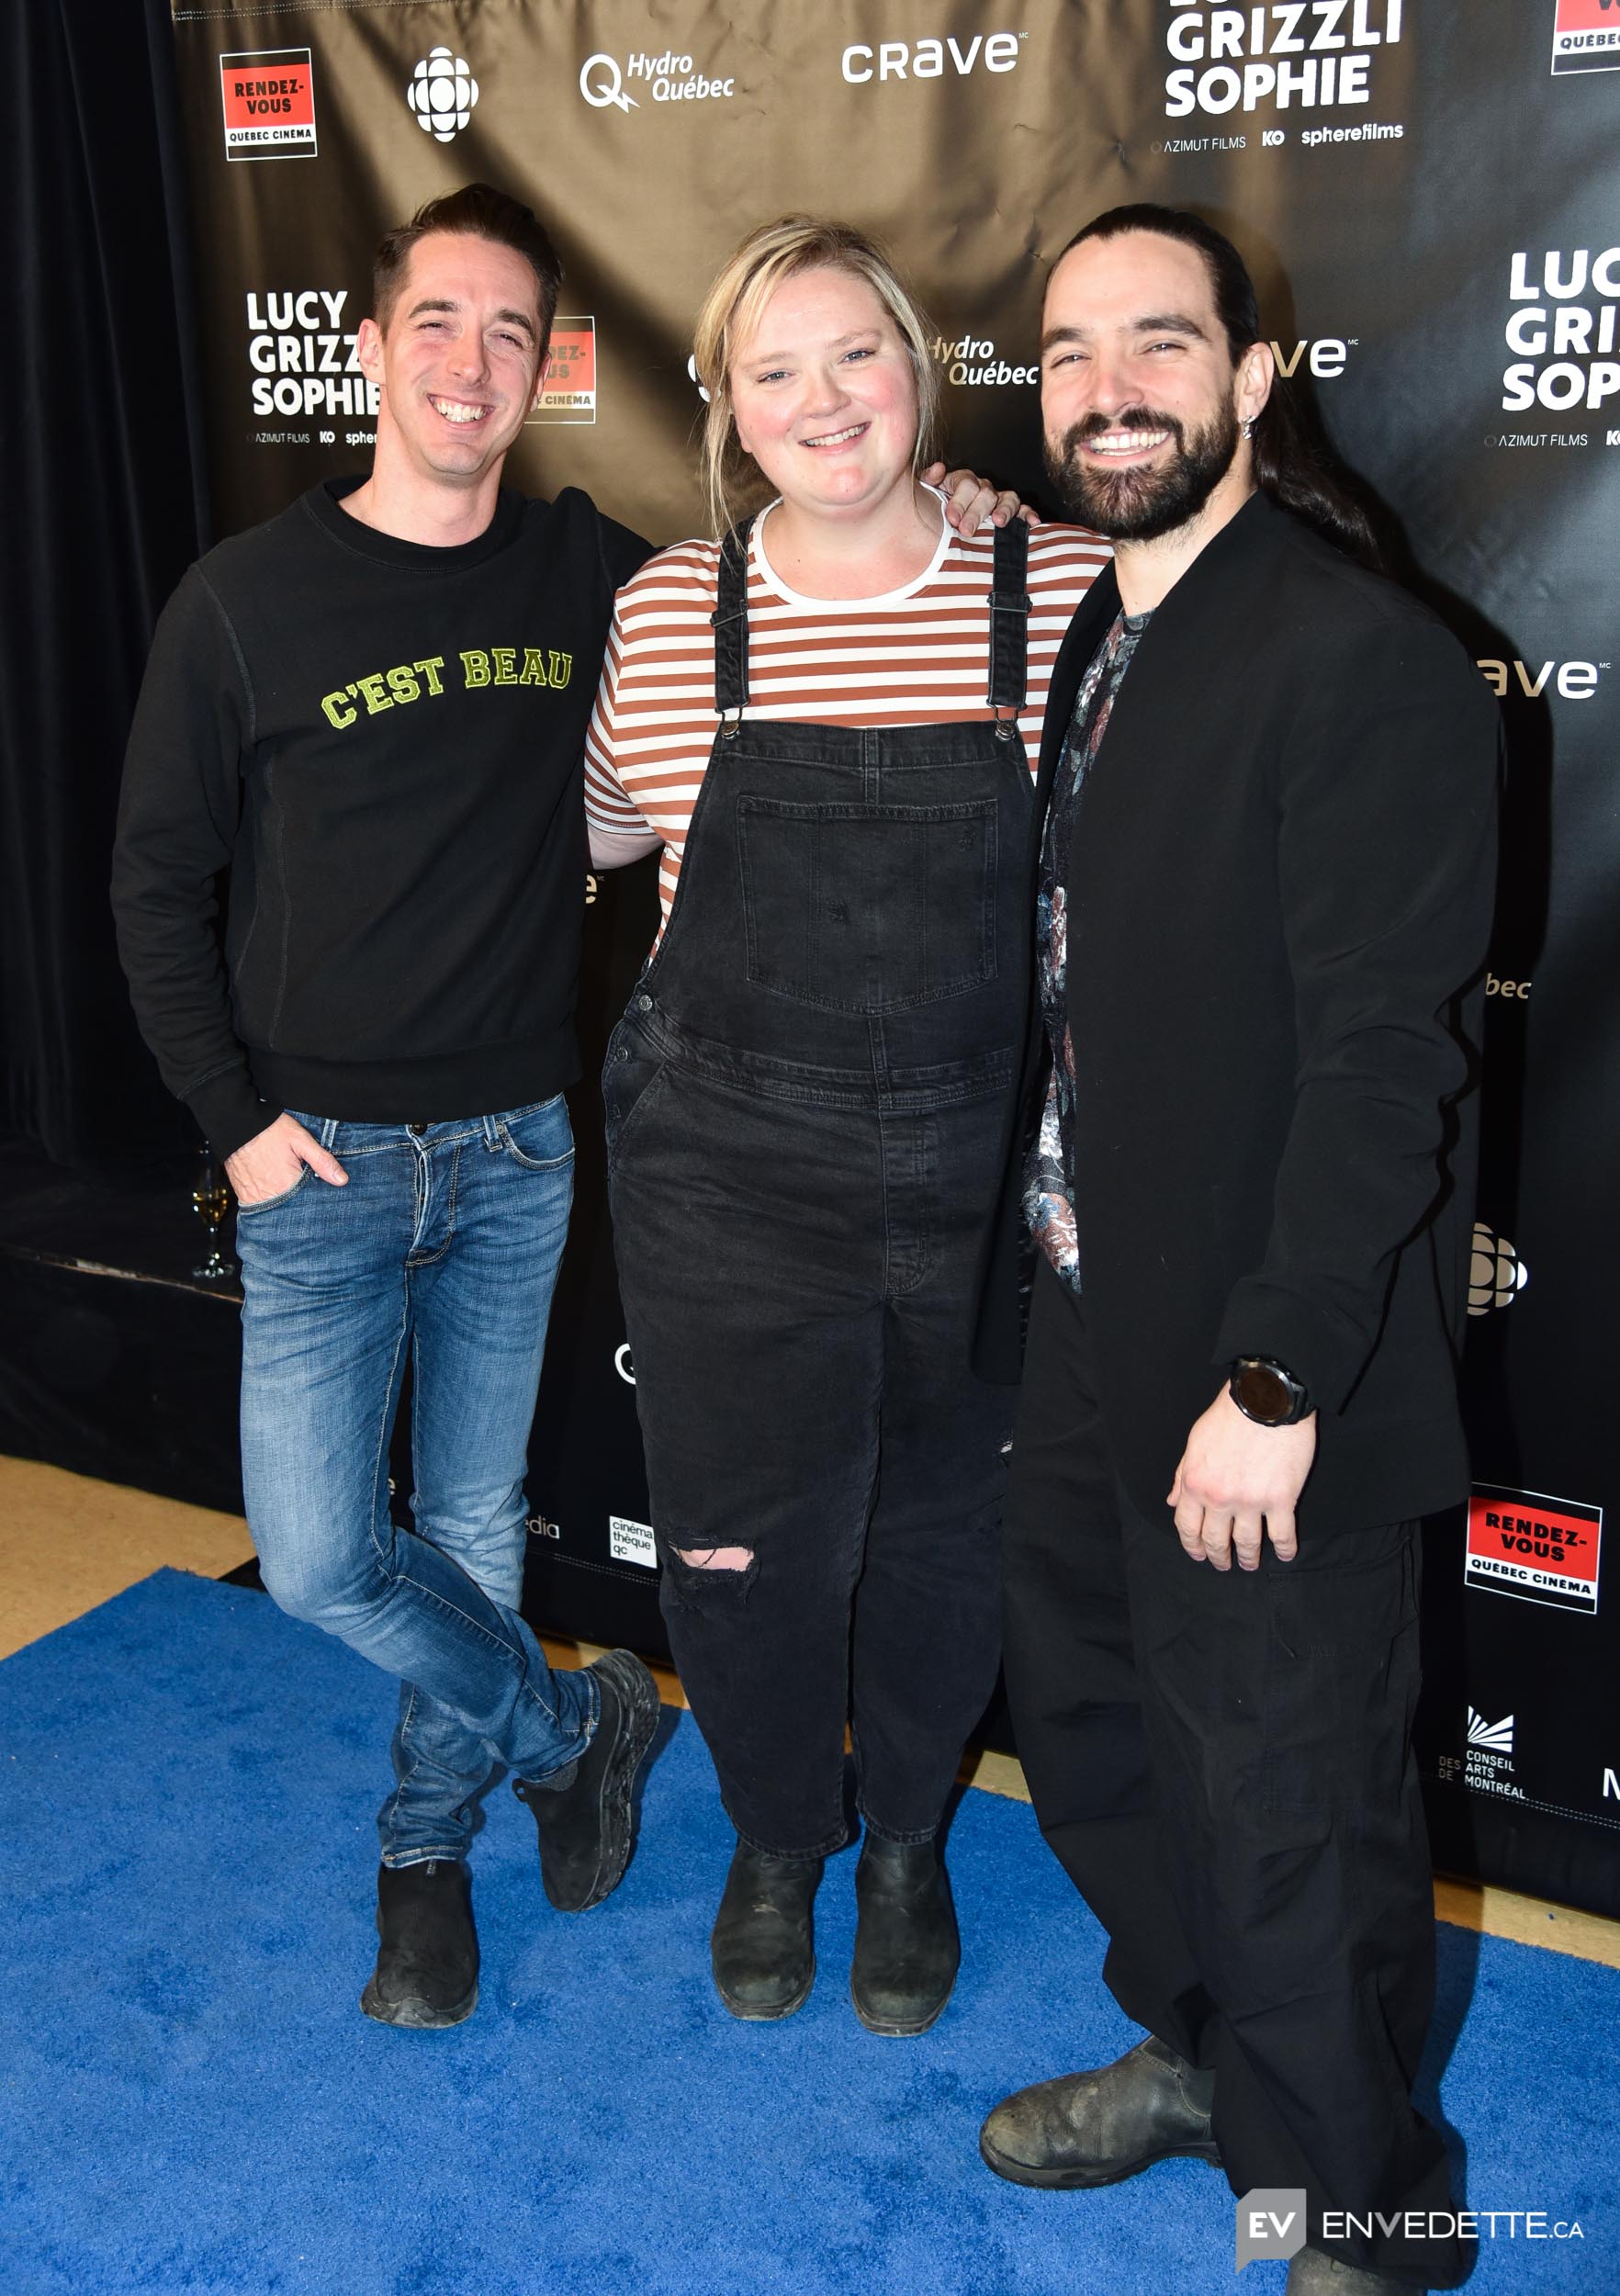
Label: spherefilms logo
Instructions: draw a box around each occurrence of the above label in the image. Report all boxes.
[1466,1483,1603,1616]
[1551,0,1620,76]
[407,48,479,143]
[1467,1222,1527,1315]
[526,319,596,426]
[219,49,316,161]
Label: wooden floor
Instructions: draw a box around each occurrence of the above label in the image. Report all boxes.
[3,1452,1615,1970]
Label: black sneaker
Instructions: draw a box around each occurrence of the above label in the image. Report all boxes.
[359,1858,478,2028]
[512,1649,658,1911]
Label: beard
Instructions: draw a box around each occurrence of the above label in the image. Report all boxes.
[1045,400,1241,542]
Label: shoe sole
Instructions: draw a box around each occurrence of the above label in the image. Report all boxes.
[849,1974,953,2038]
[546,1654,659,1913]
[359,1976,478,2029]
[978,2130,1222,2189]
[714,1957,816,2020]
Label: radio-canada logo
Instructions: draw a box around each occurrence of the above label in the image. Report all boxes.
[1551,0,1620,76]
[1468,1223,1527,1315]
[220,50,316,161]
[1466,1484,1602,1615]
[526,319,596,426]
[408,48,479,142]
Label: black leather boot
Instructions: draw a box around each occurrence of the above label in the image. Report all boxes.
[979,2035,1221,2187]
[849,1834,961,2036]
[710,1840,821,2020]
[512,1648,659,1912]
[1287,2248,1424,2293]
[359,1858,478,2029]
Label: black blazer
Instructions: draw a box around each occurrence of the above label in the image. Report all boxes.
[974,492,1501,1535]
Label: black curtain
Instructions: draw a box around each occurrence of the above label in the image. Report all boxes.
[0,0,210,1170]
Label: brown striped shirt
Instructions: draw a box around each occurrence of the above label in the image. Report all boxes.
[584,500,1112,936]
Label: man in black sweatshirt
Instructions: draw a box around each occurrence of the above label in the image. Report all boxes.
[112,186,663,2028]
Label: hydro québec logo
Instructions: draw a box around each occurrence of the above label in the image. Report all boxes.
[1164,1,1404,117]
[579,51,735,108]
[1502,246,1620,413]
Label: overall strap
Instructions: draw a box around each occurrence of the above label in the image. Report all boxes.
[986,515,1031,714]
[711,519,754,717]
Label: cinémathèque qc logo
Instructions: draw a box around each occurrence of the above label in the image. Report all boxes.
[1551,0,1620,77]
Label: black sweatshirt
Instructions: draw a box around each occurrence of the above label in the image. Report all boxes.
[112,479,652,1159]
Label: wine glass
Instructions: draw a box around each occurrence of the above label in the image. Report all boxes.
[191,1142,236,1282]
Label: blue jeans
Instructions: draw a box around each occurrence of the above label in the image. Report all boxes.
[237,1097,596,1866]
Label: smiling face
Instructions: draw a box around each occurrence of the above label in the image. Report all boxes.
[357,231,546,492]
[727,265,921,523]
[1041,230,1270,542]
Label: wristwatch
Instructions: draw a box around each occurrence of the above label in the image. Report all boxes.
[1228,1356,1311,1427]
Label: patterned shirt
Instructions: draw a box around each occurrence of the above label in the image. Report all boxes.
[1024,609,1153,1289]
[585,500,1110,942]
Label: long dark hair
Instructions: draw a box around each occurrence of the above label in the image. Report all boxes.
[1058,204,1381,568]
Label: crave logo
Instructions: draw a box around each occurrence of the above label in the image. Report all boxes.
[841,33,1024,84]
[1502,246,1620,414]
[219,50,316,160]
[1466,1484,1603,1615]
[1552,0,1620,75]
[527,319,596,425]
[1164,1,1406,119]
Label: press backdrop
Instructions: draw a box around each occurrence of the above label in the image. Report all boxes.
[164,0,1620,1916]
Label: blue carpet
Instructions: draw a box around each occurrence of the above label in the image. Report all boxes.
[0,1570,1612,2296]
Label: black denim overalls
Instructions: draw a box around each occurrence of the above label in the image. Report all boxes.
[605,515,1032,1857]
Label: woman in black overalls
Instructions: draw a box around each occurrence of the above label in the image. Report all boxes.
[597,222,1035,2034]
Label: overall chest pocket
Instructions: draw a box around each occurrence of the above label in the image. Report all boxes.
[737,797,998,1015]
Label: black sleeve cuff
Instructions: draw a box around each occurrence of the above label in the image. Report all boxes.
[186,1067,282,1163]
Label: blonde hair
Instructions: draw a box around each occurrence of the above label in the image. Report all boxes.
[692,217,943,538]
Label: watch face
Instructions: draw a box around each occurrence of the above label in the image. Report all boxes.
[1232,1360,1294,1425]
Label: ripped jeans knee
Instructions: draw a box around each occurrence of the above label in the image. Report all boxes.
[658,1536,759,1609]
